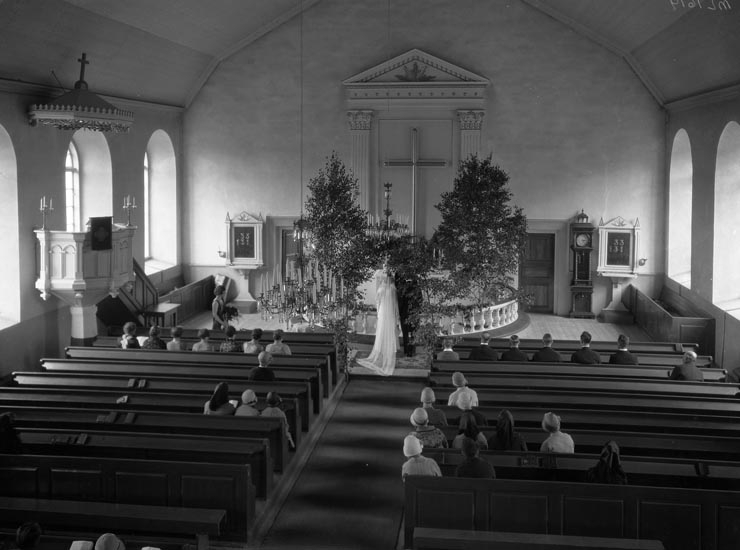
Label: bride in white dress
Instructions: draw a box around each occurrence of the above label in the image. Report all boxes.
[356,266,400,376]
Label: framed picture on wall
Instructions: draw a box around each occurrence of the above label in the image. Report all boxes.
[596,216,640,276]
[225,211,264,268]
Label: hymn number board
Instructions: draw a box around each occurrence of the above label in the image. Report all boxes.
[224,211,264,269]
[597,216,640,277]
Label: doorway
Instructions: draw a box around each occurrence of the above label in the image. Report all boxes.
[520,233,555,313]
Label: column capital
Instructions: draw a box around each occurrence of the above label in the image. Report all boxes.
[457,110,485,130]
[347,110,374,131]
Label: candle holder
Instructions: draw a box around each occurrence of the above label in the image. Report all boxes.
[39,196,53,230]
[123,195,137,226]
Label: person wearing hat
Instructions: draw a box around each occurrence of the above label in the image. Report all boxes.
[500,334,528,362]
[455,390,488,427]
[420,387,447,427]
[408,407,448,449]
[455,437,495,479]
[243,327,264,354]
[467,332,498,361]
[401,434,441,480]
[669,351,704,381]
[266,329,292,355]
[570,331,601,364]
[531,333,561,362]
[436,337,460,361]
[261,392,295,448]
[203,382,236,416]
[586,440,627,485]
[94,533,125,550]
[447,371,478,408]
[609,334,639,365]
[540,412,574,454]
[219,325,241,353]
[167,325,186,351]
[192,328,214,352]
[235,389,260,417]
[249,351,276,381]
[141,325,167,349]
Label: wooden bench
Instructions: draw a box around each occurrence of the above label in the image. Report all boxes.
[0,496,224,550]
[108,326,335,344]
[404,476,740,550]
[432,360,726,381]
[0,454,253,541]
[450,338,699,355]
[413,527,665,550]
[16,427,274,498]
[451,350,714,366]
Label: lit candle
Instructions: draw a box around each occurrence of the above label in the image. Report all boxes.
[340,276,344,297]
[132,196,136,207]
[40,198,43,209]
[49,198,52,209]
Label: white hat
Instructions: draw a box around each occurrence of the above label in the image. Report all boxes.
[542,412,561,432]
[420,387,435,404]
[403,434,423,457]
[241,389,257,405]
[94,534,125,550]
[410,407,429,427]
[451,371,467,387]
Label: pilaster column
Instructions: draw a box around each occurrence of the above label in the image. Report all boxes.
[457,110,485,160]
[70,303,99,346]
[347,110,374,211]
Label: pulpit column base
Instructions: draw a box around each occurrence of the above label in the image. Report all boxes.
[70,304,99,346]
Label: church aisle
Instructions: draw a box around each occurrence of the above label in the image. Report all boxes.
[257,379,420,549]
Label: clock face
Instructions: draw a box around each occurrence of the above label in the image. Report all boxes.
[575,233,590,247]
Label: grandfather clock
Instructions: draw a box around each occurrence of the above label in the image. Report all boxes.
[570,210,595,318]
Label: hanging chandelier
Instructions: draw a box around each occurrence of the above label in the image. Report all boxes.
[28,53,134,133]
[366,182,411,240]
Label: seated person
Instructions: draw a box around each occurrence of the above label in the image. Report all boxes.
[203,382,236,416]
[456,390,487,427]
[243,328,264,354]
[570,331,601,364]
[408,407,448,449]
[15,522,42,550]
[219,325,241,352]
[500,334,528,362]
[249,351,276,381]
[141,325,167,350]
[235,389,260,417]
[452,412,488,450]
[467,332,498,361]
[419,387,447,427]
[401,434,441,480]
[669,350,704,381]
[487,409,528,451]
[455,437,495,479]
[0,412,22,453]
[261,392,295,449]
[586,440,627,485]
[531,333,561,362]
[540,411,574,454]
[609,334,639,365]
[167,325,186,351]
[192,328,214,352]
[447,371,479,407]
[95,533,125,550]
[436,337,460,361]
[266,329,292,355]
[120,321,140,349]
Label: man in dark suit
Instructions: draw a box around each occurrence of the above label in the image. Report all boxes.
[609,334,639,365]
[571,331,602,364]
[468,331,498,361]
[669,351,704,381]
[531,333,561,362]
[500,334,528,362]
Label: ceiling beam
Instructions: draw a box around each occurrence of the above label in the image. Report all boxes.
[185,0,322,108]
[520,0,666,107]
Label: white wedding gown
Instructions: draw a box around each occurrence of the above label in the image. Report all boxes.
[356,269,399,376]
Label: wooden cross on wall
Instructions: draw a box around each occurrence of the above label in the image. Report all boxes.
[384,127,447,233]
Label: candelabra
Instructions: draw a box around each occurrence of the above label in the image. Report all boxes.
[39,196,53,229]
[366,182,410,240]
[123,195,137,226]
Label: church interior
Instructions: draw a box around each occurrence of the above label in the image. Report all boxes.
[1,1,740,549]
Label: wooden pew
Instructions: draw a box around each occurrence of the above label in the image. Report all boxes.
[45,357,323,415]
[14,370,308,433]
[108,325,335,344]
[451,349,714,366]
[428,373,740,398]
[413,527,665,550]
[0,496,224,550]
[0,454,253,541]
[65,346,332,399]
[432,360,726,381]
[16,427,273,498]
[404,476,740,550]
[2,403,289,473]
[451,338,699,355]
[438,405,740,438]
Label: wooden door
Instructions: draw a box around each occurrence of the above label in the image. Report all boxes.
[520,233,555,313]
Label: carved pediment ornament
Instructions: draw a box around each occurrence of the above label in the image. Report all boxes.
[347,110,374,130]
[457,110,485,130]
[226,211,265,224]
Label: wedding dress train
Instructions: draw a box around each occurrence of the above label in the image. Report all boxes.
[356,269,399,376]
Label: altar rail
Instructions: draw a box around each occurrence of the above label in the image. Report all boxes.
[437,299,519,335]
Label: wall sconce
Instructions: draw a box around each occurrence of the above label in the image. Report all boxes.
[638,258,648,266]
[217,249,227,259]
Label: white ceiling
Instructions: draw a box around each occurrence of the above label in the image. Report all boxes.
[0,0,738,108]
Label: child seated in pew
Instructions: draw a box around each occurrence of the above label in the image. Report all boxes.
[266,329,292,355]
[203,382,236,416]
[243,328,264,354]
[219,325,241,353]
[452,412,488,450]
[192,328,214,352]
[487,409,528,452]
[540,412,574,454]
[235,389,260,416]
[261,392,295,449]
[141,325,167,350]
[409,408,448,449]
[455,437,496,479]
[419,387,447,427]
[167,325,185,351]
[401,435,441,480]
[586,440,627,485]
[120,322,140,349]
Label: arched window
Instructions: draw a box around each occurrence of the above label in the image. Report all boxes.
[65,142,81,231]
[145,130,177,270]
[144,152,150,259]
[713,121,740,309]
[0,123,20,326]
[667,129,692,288]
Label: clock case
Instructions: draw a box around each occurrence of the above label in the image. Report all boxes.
[569,219,595,318]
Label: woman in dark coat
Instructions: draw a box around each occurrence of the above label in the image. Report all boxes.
[586,440,627,485]
[203,382,236,416]
[488,409,528,451]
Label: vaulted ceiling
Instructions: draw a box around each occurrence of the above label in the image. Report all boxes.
[0,0,738,108]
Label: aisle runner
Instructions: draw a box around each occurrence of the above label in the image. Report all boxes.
[260,379,421,549]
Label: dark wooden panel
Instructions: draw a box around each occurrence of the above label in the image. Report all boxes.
[638,501,702,550]
[416,489,475,532]
[0,467,40,497]
[563,497,624,538]
[490,494,548,533]
[114,471,168,505]
[50,468,103,501]
[717,505,740,550]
